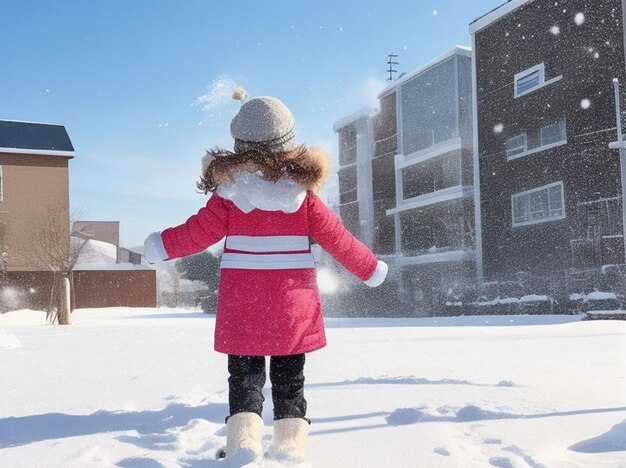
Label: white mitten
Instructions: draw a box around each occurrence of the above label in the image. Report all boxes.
[364,260,388,287]
[143,232,168,264]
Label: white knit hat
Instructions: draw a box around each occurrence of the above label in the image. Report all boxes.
[230,91,298,153]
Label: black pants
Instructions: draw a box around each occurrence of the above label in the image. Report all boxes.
[228,354,307,421]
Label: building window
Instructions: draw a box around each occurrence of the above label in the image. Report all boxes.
[506,119,567,161]
[514,63,562,98]
[515,65,543,96]
[540,119,566,146]
[338,126,357,166]
[506,134,528,159]
[338,165,357,205]
[512,182,565,227]
[400,57,458,155]
[399,200,473,256]
[402,150,462,199]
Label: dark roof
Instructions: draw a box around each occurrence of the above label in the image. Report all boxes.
[470,0,514,26]
[0,120,75,155]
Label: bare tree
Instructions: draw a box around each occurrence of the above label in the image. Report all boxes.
[15,205,85,324]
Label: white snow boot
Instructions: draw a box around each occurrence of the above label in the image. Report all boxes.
[268,417,310,463]
[220,412,264,462]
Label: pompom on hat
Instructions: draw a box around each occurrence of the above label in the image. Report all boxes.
[230,89,298,154]
[199,87,331,195]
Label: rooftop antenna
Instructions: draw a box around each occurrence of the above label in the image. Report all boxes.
[387,54,399,81]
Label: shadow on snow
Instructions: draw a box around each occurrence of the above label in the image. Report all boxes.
[0,402,228,449]
[307,376,516,388]
[569,418,626,453]
[310,405,626,436]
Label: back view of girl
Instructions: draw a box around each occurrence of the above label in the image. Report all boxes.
[143,90,388,463]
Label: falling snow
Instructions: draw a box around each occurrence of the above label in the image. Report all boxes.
[581,99,591,109]
[193,74,240,117]
[550,25,560,35]
[493,124,504,134]
[575,12,585,26]
[432,9,438,16]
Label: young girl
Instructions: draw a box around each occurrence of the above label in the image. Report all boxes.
[143,90,388,463]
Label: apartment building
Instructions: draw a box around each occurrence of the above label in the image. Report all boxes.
[335,46,476,314]
[470,0,626,285]
[333,108,378,247]
[381,46,476,312]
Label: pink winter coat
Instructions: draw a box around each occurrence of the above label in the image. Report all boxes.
[160,191,378,356]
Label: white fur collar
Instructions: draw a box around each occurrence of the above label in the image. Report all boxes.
[216,171,307,214]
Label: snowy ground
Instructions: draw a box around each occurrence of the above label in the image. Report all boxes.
[1,308,625,467]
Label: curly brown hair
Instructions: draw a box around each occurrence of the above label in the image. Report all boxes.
[197,144,331,194]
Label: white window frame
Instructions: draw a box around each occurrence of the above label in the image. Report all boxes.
[514,63,562,98]
[540,119,567,146]
[515,64,544,97]
[505,134,528,159]
[511,181,566,227]
[507,119,567,161]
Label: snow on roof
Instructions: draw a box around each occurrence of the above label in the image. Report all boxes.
[73,237,150,271]
[519,294,549,303]
[333,107,378,132]
[378,46,472,98]
[584,309,626,321]
[570,291,619,302]
[586,291,618,301]
[469,0,534,34]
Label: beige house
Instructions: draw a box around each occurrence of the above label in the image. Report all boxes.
[0,119,74,309]
[0,120,157,312]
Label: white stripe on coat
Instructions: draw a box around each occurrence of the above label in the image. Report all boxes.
[220,252,316,270]
[225,235,310,253]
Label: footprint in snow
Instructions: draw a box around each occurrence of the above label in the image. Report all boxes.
[489,457,514,468]
[483,438,503,445]
[385,408,429,425]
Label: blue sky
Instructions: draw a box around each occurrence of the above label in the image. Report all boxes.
[0,0,504,247]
